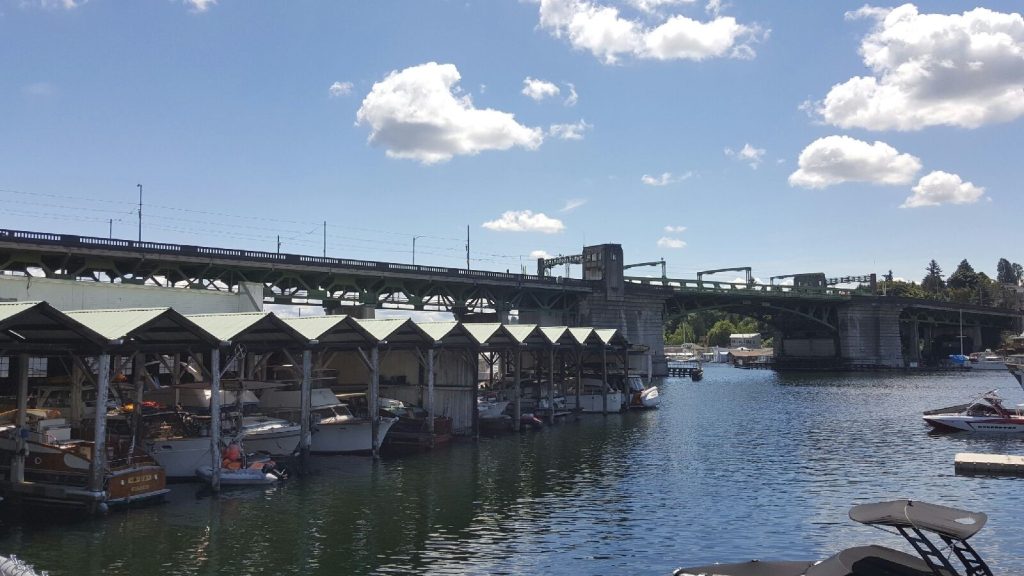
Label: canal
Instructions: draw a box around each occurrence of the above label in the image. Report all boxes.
[1,367,1021,574]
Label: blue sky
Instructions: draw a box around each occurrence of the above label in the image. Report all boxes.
[2,0,1023,285]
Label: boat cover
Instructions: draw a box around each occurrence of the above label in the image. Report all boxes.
[805,545,934,576]
[673,560,815,576]
[848,500,986,540]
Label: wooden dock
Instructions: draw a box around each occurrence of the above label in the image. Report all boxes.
[666,364,704,380]
[954,452,1024,476]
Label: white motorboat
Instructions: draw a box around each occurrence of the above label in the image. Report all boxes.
[1005,354,1024,391]
[968,350,1006,370]
[260,388,396,454]
[923,390,1024,433]
[477,397,510,419]
[625,375,660,409]
[237,415,301,457]
[564,377,625,413]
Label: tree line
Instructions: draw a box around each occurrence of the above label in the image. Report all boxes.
[895,257,1021,306]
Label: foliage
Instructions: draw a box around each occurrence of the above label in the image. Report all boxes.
[885,281,929,299]
[922,260,944,293]
[664,322,694,345]
[705,320,737,348]
[946,259,978,290]
[997,258,1023,285]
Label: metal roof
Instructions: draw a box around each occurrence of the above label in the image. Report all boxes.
[280,315,371,347]
[352,318,431,347]
[64,307,219,350]
[415,321,477,347]
[503,324,549,347]
[567,327,600,346]
[0,301,107,353]
[539,326,575,346]
[461,323,518,348]
[594,328,627,347]
[186,312,307,349]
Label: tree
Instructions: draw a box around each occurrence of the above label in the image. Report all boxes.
[705,319,737,348]
[664,322,695,345]
[947,260,979,290]
[996,258,1016,284]
[922,259,945,293]
[1014,263,1024,286]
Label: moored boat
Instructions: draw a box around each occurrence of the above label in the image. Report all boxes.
[564,377,625,413]
[625,375,660,409]
[260,389,397,454]
[922,390,1024,433]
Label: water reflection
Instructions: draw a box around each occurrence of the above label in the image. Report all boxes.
[0,368,1021,574]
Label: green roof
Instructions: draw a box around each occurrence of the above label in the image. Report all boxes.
[64,308,172,340]
[187,312,305,345]
[539,326,571,345]
[281,315,354,341]
[568,327,596,345]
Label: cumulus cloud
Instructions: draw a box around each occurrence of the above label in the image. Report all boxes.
[31,0,84,8]
[537,0,764,64]
[185,0,215,12]
[902,171,986,208]
[523,77,561,101]
[657,236,686,249]
[788,135,921,189]
[641,171,692,186]
[561,198,588,212]
[329,81,353,97]
[530,249,554,259]
[549,119,592,140]
[356,62,544,164]
[724,143,765,169]
[630,0,694,13]
[814,4,1024,130]
[482,210,566,234]
[664,225,686,233]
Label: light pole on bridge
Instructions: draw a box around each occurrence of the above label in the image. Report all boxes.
[412,235,425,266]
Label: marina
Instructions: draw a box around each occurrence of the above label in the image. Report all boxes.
[0,367,1021,574]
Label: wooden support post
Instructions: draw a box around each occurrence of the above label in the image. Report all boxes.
[622,348,630,411]
[132,353,144,462]
[89,353,111,495]
[575,347,582,419]
[601,346,608,415]
[70,356,84,427]
[427,348,435,440]
[300,349,312,460]
[472,348,480,438]
[13,354,29,484]
[513,348,522,432]
[369,346,380,459]
[547,347,555,425]
[209,349,222,492]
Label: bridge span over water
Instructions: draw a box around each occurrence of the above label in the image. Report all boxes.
[1,229,1019,374]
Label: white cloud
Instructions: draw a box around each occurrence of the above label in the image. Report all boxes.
[530,249,554,259]
[31,0,84,8]
[522,77,561,101]
[657,236,687,249]
[561,198,588,212]
[329,81,353,97]
[705,0,724,17]
[537,0,764,64]
[641,171,692,186]
[815,4,1024,130]
[548,119,592,140]
[185,0,215,12]
[630,0,694,13]
[482,210,566,234]
[22,82,55,97]
[902,171,986,208]
[664,225,686,233]
[564,83,579,106]
[788,135,921,189]
[724,143,765,169]
[356,62,544,164]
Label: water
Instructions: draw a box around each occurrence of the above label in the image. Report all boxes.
[2,368,1022,575]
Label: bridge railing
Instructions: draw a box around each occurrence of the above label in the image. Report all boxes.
[624,276,855,298]
[0,228,589,288]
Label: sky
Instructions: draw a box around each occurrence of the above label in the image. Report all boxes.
[2,0,1023,286]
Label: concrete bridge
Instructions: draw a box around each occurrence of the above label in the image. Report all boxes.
[1,229,1019,374]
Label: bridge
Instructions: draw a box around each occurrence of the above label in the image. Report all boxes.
[1,229,1020,374]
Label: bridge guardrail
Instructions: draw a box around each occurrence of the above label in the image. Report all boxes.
[624,276,853,298]
[0,228,589,289]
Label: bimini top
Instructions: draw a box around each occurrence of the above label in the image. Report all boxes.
[848,500,986,541]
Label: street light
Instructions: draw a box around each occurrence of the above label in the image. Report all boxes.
[412,235,425,265]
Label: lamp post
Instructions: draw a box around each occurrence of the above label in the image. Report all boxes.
[412,235,425,265]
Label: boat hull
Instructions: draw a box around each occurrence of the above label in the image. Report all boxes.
[923,415,1024,433]
[310,417,396,454]
[240,418,301,457]
[195,466,279,486]
[564,393,625,413]
[148,437,215,480]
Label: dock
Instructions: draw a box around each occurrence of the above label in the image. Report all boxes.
[954,452,1024,476]
[666,363,704,380]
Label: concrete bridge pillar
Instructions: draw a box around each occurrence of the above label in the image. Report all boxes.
[836,300,904,368]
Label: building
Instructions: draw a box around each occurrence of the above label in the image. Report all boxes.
[729,333,762,349]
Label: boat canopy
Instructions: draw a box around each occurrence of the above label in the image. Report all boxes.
[848,500,986,540]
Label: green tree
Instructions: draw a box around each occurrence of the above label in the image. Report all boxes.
[996,258,1016,284]
[885,281,929,299]
[664,322,695,345]
[947,259,978,290]
[1014,263,1024,285]
[705,319,737,347]
[922,259,945,293]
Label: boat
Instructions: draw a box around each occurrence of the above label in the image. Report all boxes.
[477,396,511,419]
[967,350,1006,370]
[376,397,453,450]
[259,388,397,454]
[0,408,169,509]
[673,499,993,576]
[1004,354,1024,391]
[625,375,660,409]
[564,377,625,413]
[922,390,1024,433]
[236,415,301,457]
[195,444,285,486]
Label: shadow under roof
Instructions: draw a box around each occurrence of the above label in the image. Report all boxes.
[186,312,308,350]
[64,307,219,351]
[0,301,107,354]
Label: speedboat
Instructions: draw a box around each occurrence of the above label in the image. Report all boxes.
[1004,354,1024,391]
[477,396,510,419]
[260,388,397,454]
[625,375,660,409]
[673,499,993,576]
[564,377,625,413]
[967,350,1005,370]
[236,415,301,457]
[922,390,1024,433]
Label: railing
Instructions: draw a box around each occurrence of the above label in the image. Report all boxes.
[624,276,853,298]
[0,228,590,289]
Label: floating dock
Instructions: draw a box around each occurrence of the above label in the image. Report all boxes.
[954,452,1024,476]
